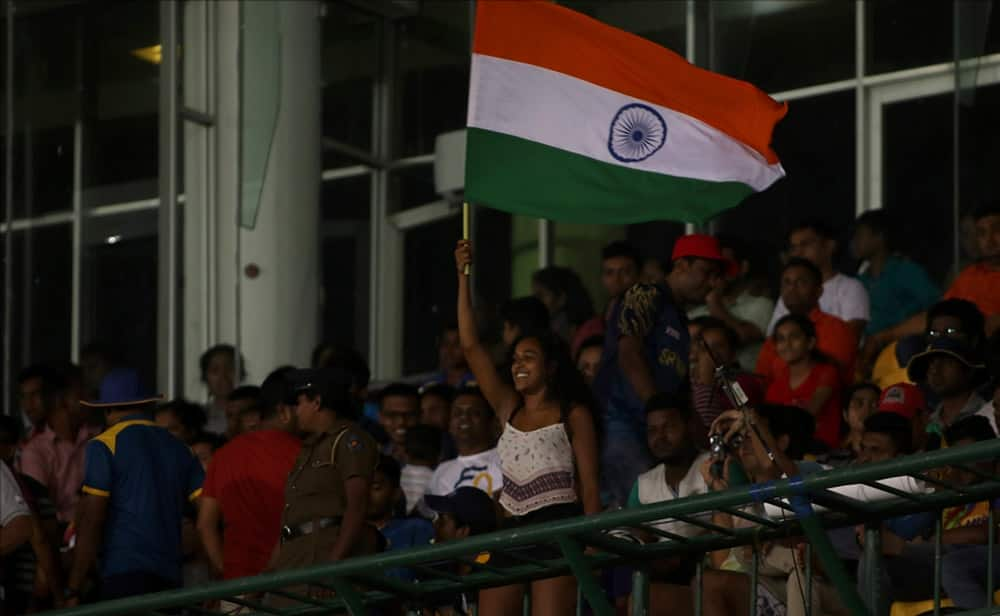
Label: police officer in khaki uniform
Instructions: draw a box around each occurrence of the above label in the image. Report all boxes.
[273,368,380,573]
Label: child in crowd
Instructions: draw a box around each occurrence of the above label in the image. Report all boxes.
[190,432,225,472]
[765,314,842,450]
[367,455,434,583]
[154,400,208,445]
[574,335,603,386]
[831,383,881,464]
[401,425,442,517]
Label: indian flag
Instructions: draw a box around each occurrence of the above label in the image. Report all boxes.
[465,0,788,224]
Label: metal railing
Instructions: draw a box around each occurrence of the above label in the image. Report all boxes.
[43,438,1000,616]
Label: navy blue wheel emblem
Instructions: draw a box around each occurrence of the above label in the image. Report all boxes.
[608,103,667,163]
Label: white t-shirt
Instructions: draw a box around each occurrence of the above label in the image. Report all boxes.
[427,448,503,496]
[1,462,30,527]
[630,452,712,539]
[766,272,870,334]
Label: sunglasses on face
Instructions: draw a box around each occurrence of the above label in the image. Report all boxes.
[927,327,965,339]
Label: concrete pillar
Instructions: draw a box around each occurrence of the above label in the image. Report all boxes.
[182,0,320,400]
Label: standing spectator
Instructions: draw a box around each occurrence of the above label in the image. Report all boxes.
[863,202,1000,365]
[764,314,843,450]
[499,297,551,351]
[401,424,442,516]
[756,258,858,386]
[238,405,263,434]
[153,399,207,444]
[197,367,301,582]
[427,386,503,497]
[853,210,939,337]
[598,241,640,345]
[199,344,246,434]
[65,369,204,604]
[575,335,604,386]
[627,394,711,616]
[224,385,262,439]
[532,265,600,352]
[367,455,434,582]
[689,234,775,370]
[907,336,987,435]
[379,383,421,463]
[1,461,32,558]
[420,383,455,433]
[190,432,225,472]
[641,257,667,285]
[595,234,734,506]
[17,364,55,445]
[18,363,100,525]
[767,220,870,339]
[434,324,475,388]
[456,240,601,615]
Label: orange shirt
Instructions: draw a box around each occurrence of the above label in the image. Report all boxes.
[943,263,1000,319]
[756,308,858,387]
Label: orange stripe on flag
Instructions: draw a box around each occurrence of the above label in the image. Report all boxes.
[473,0,787,164]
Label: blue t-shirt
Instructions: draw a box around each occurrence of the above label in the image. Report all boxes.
[81,414,204,583]
[381,517,435,581]
[593,283,690,435]
[859,256,939,335]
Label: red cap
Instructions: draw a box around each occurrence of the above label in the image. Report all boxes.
[876,383,927,419]
[671,234,739,278]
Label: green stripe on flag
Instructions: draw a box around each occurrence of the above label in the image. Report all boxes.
[465,128,756,224]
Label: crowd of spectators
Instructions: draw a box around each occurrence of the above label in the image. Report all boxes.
[2,201,999,615]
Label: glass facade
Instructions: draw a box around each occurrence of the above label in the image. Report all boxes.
[3,0,1000,411]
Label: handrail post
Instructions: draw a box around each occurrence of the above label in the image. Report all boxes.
[805,543,813,616]
[750,548,759,616]
[694,560,703,616]
[988,505,995,607]
[864,522,882,616]
[631,568,649,616]
[933,516,943,616]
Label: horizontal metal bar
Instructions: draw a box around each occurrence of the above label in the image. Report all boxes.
[0,210,73,232]
[180,106,215,126]
[718,507,782,529]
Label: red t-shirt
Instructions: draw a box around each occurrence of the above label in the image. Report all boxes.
[764,362,842,449]
[202,429,301,579]
[944,263,1000,319]
[756,308,857,386]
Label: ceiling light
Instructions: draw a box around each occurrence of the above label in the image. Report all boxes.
[105,235,122,245]
[131,44,162,65]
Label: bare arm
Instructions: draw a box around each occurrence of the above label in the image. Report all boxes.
[847,319,867,341]
[568,406,602,516]
[196,495,225,576]
[705,288,765,344]
[0,514,32,556]
[804,385,834,417]
[29,513,65,607]
[67,493,108,594]
[330,476,369,562]
[863,311,928,367]
[455,240,519,422]
[618,335,656,404]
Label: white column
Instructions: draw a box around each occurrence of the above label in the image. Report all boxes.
[182,0,320,399]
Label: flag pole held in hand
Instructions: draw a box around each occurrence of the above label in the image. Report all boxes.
[462,202,470,276]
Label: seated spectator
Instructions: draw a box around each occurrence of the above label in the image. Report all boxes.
[757,258,858,386]
[190,432,225,472]
[154,399,207,445]
[401,424,442,517]
[837,383,881,461]
[575,335,603,386]
[367,455,434,582]
[499,296,551,351]
[200,344,246,435]
[689,316,764,433]
[434,324,475,388]
[420,383,455,432]
[17,363,100,525]
[424,487,499,616]
[531,265,600,352]
[626,394,710,616]
[862,201,1000,365]
[378,383,421,463]
[859,415,998,616]
[224,385,261,439]
[764,314,843,450]
[197,367,301,583]
[907,336,987,436]
[427,386,502,497]
[853,210,939,337]
[700,405,818,616]
[767,219,870,338]
[689,234,775,371]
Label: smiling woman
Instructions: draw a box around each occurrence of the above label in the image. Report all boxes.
[454,239,602,616]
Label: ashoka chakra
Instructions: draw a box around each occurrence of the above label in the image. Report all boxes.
[608,103,667,163]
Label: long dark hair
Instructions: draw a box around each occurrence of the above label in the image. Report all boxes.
[505,331,602,439]
[531,266,596,328]
[773,314,833,365]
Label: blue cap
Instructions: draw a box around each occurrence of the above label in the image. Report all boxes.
[424,487,498,536]
[80,368,162,408]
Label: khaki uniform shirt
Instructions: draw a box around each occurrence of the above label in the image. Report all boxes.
[273,418,378,571]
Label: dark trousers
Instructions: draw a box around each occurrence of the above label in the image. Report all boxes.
[101,571,178,601]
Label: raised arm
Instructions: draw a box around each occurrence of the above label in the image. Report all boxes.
[455,240,519,423]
